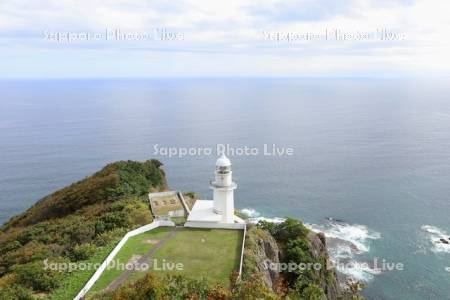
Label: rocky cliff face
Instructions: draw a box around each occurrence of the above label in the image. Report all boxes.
[243,224,342,300]
[243,227,281,289]
[306,232,341,300]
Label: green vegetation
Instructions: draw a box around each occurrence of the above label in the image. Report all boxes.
[0,159,352,300]
[252,219,362,299]
[89,227,243,297]
[47,239,119,300]
[0,160,166,299]
[256,219,333,298]
[88,271,278,300]
[151,228,242,286]
[91,227,173,292]
[89,219,350,300]
[170,216,186,225]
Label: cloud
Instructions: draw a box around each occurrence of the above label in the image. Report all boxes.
[247,0,359,22]
[0,0,449,78]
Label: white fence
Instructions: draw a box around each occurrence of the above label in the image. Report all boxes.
[73,218,248,299]
[73,220,175,300]
[238,224,247,278]
[148,191,178,197]
[177,191,191,214]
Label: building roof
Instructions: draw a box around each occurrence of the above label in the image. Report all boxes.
[186,200,223,222]
[216,154,231,167]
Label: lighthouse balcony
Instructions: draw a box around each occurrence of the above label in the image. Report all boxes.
[209,180,237,190]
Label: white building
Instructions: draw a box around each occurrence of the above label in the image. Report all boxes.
[184,154,245,229]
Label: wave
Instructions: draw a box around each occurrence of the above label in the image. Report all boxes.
[306,219,381,253]
[306,218,381,283]
[241,209,382,283]
[241,208,285,224]
[421,225,450,254]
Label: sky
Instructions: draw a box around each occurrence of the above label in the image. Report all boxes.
[0,0,450,78]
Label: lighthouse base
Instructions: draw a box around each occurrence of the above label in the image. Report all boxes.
[184,200,245,229]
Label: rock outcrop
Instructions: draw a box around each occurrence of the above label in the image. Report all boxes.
[306,232,341,300]
[243,224,342,299]
[243,226,281,289]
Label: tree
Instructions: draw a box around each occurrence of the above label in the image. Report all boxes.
[301,284,325,300]
[274,218,309,243]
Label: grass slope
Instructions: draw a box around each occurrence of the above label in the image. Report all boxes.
[89,227,243,296]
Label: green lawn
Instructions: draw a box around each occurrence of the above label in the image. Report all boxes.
[90,227,173,293]
[89,227,243,296]
[152,228,243,286]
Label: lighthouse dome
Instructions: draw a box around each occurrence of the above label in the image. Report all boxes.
[216,154,231,167]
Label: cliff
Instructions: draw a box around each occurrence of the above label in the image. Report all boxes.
[242,225,281,289]
[243,222,343,300]
[0,160,166,299]
[306,232,341,300]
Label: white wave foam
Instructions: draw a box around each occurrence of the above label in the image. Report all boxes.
[306,219,381,283]
[248,216,286,223]
[240,209,382,283]
[241,208,285,224]
[306,221,381,253]
[421,225,450,254]
[335,261,381,282]
[241,208,261,218]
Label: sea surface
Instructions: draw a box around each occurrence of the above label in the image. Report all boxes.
[0,78,449,299]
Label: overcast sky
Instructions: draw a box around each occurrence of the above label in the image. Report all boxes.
[1,0,449,78]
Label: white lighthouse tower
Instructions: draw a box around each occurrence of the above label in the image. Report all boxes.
[184,154,244,228]
[211,154,237,223]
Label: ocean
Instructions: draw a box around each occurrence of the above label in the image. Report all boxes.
[0,78,449,299]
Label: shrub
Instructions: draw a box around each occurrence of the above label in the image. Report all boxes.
[232,274,280,300]
[0,284,34,300]
[14,261,60,292]
[100,212,129,231]
[256,220,277,235]
[285,238,312,265]
[113,273,164,300]
[257,218,309,243]
[273,218,309,243]
[300,283,324,300]
[162,275,210,299]
[70,243,97,261]
[94,229,124,247]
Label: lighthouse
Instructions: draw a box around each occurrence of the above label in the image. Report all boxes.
[184,154,244,228]
[211,154,237,223]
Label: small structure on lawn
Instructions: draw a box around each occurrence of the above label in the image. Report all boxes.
[148,191,185,219]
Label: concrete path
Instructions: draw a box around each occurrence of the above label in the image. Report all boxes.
[105,226,179,292]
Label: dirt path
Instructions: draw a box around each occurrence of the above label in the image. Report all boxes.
[105,226,179,292]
